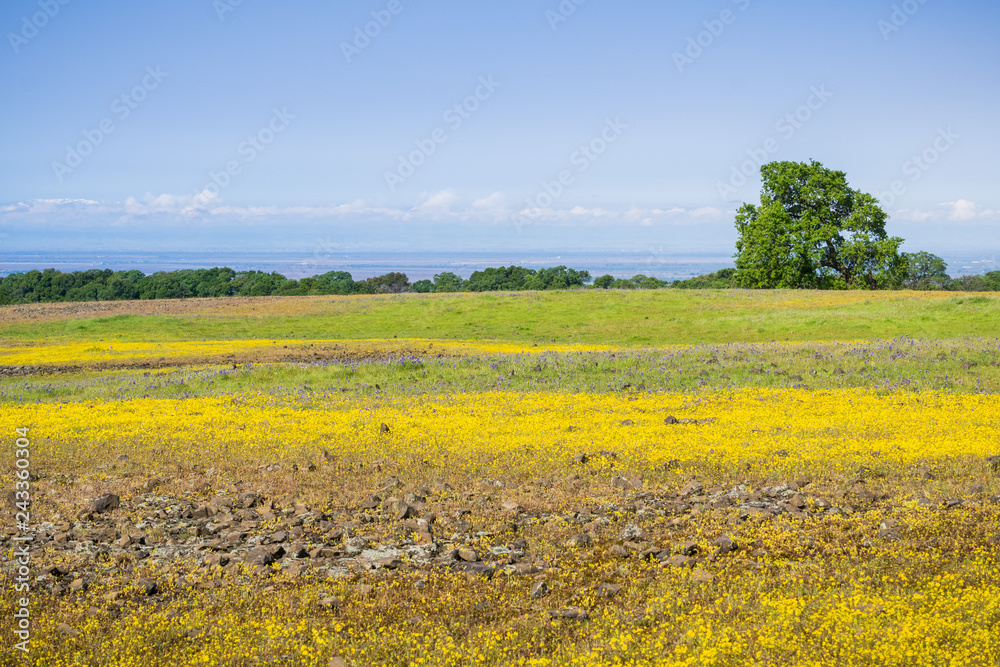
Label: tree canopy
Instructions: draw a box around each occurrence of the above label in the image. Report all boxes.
[734,160,905,289]
[0,264,595,305]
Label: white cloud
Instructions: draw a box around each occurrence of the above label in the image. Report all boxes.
[0,192,745,229]
[122,190,218,217]
[893,208,937,222]
[690,207,724,218]
[943,199,995,221]
[412,189,457,214]
[892,201,998,223]
[0,198,102,215]
[472,192,505,209]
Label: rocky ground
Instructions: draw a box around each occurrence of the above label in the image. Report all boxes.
[7,457,1000,612]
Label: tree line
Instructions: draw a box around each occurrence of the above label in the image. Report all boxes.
[1,254,995,305]
[0,265,596,304]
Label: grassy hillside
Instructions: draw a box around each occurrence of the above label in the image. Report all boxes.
[1,289,998,346]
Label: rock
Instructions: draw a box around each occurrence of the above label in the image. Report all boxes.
[664,415,679,425]
[136,578,158,596]
[789,493,806,509]
[56,623,79,636]
[430,480,453,494]
[390,500,417,520]
[678,481,703,497]
[550,607,588,621]
[611,476,633,490]
[851,487,877,504]
[142,477,165,493]
[89,494,120,514]
[355,584,374,598]
[287,544,309,559]
[328,657,349,667]
[987,455,1000,472]
[404,493,426,505]
[205,553,230,567]
[676,541,700,556]
[501,500,523,514]
[609,544,630,559]
[42,565,66,578]
[246,547,275,567]
[639,546,661,561]
[455,562,494,578]
[620,419,634,426]
[710,496,733,509]
[513,562,540,575]
[691,569,714,583]
[662,554,690,568]
[381,476,403,491]
[380,423,391,434]
[712,534,738,555]
[530,581,549,599]
[375,557,402,569]
[359,497,381,510]
[458,549,479,562]
[620,524,644,542]
[238,492,258,508]
[597,583,622,597]
[573,453,589,464]
[69,578,87,592]
[564,533,593,548]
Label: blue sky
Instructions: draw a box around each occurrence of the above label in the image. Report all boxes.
[1,0,998,259]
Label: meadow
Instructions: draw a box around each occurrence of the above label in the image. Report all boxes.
[1,289,999,666]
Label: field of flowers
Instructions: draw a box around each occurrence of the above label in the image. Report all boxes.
[1,292,999,666]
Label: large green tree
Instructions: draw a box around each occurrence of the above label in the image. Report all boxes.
[734,160,905,289]
[901,251,951,290]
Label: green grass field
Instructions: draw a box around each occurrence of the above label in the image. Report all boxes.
[2,290,998,345]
